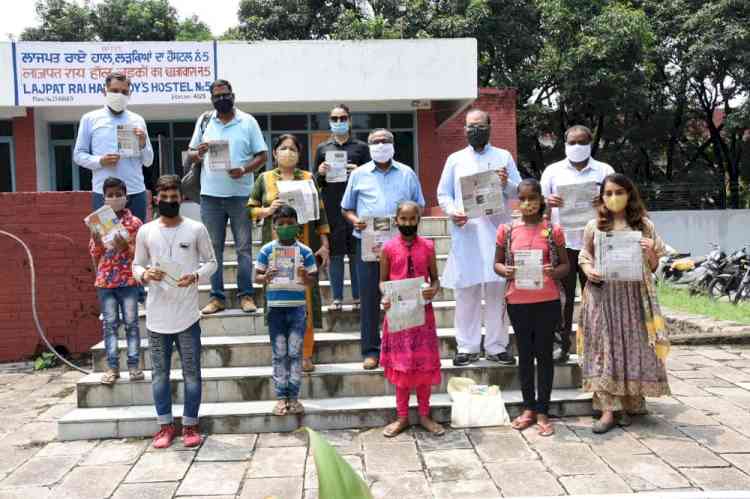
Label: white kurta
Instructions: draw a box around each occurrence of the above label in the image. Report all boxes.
[437,145,522,289]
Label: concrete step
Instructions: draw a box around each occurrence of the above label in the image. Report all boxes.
[76,356,583,408]
[58,389,593,440]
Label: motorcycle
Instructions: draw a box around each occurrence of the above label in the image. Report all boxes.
[707,246,750,300]
[732,263,750,305]
[688,244,726,296]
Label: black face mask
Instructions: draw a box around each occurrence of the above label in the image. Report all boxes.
[212,94,234,114]
[397,224,418,237]
[158,200,180,218]
[467,126,490,149]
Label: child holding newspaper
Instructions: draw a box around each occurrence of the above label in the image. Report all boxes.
[494,179,570,437]
[379,201,443,437]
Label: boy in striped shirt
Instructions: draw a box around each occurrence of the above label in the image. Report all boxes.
[255,205,318,416]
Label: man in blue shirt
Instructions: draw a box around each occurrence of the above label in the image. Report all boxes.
[341,128,425,369]
[188,79,268,314]
[74,72,154,222]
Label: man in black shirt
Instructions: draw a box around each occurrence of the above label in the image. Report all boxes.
[314,104,371,311]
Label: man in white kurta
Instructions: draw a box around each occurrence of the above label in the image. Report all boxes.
[437,109,522,366]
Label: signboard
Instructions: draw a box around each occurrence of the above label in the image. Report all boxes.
[15,41,215,106]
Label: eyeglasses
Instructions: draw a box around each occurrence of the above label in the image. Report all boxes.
[330,116,349,123]
[465,125,490,131]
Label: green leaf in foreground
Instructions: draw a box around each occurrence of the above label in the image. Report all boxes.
[303,427,373,499]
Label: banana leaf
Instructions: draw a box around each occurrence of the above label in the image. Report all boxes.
[302,427,373,499]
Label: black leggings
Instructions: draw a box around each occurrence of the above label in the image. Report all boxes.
[507,300,561,415]
[560,248,587,352]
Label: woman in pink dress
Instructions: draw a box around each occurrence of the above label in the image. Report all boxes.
[379,200,444,437]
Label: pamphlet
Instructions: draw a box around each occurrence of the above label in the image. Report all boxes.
[513,249,544,290]
[83,205,128,249]
[325,150,348,183]
[205,140,231,171]
[595,231,644,282]
[459,170,505,218]
[269,245,303,290]
[557,181,598,232]
[383,277,426,333]
[116,125,139,157]
[277,180,320,224]
[361,216,396,262]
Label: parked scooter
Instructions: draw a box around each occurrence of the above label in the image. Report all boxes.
[707,246,750,300]
[688,244,726,295]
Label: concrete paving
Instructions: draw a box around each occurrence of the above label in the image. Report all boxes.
[4,345,750,497]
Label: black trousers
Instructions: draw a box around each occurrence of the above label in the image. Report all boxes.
[508,300,560,414]
[559,248,587,352]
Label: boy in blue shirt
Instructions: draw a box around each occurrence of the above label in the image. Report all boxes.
[255,205,318,416]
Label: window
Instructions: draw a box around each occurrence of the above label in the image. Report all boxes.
[50,123,91,191]
[0,121,13,192]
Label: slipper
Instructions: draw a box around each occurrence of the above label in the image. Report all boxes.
[383,419,409,438]
[272,400,288,416]
[511,413,537,431]
[537,421,555,437]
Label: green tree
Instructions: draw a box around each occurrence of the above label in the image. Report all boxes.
[176,14,213,41]
[93,0,178,41]
[21,0,95,41]
[235,0,359,40]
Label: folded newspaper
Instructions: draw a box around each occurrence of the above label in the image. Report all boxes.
[383,277,426,333]
[459,170,505,218]
[84,205,129,249]
[514,249,544,290]
[325,150,348,183]
[277,180,320,224]
[205,140,231,171]
[116,125,139,157]
[595,231,644,282]
[361,216,396,262]
[269,245,303,290]
[557,181,598,232]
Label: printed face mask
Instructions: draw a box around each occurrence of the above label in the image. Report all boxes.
[105,196,127,212]
[276,150,299,168]
[276,225,299,241]
[565,143,592,163]
[519,200,541,216]
[604,194,628,213]
[106,92,129,113]
[369,143,395,163]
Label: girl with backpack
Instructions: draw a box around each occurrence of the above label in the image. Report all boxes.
[494,178,570,436]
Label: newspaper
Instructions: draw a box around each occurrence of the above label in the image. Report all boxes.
[83,205,128,249]
[277,180,320,224]
[383,277,426,333]
[205,140,231,171]
[557,181,598,232]
[361,216,396,262]
[595,231,644,282]
[154,257,183,291]
[116,125,139,157]
[514,249,544,290]
[459,170,505,218]
[325,150,348,183]
[268,245,303,290]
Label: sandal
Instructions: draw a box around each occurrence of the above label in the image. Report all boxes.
[128,369,145,381]
[537,421,555,437]
[419,416,445,436]
[100,368,120,385]
[272,400,288,416]
[511,412,537,431]
[330,300,343,312]
[383,419,409,438]
[287,400,305,415]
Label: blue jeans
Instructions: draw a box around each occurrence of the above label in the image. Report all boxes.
[355,239,381,358]
[329,255,359,301]
[200,195,254,302]
[92,190,148,223]
[150,322,202,426]
[268,306,306,399]
[97,287,140,369]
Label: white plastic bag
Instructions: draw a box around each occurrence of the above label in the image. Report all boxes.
[447,377,511,428]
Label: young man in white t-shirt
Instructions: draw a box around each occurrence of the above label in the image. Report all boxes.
[133,175,217,449]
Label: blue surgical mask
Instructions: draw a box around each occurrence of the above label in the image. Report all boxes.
[330,121,349,135]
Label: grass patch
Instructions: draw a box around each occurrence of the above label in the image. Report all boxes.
[658,284,750,325]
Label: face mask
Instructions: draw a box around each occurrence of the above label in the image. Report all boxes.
[158,200,180,218]
[106,92,129,113]
[276,150,299,168]
[519,200,541,216]
[604,194,628,213]
[212,94,234,114]
[397,224,418,237]
[105,195,127,212]
[276,225,299,241]
[565,143,592,163]
[466,126,490,149]
[330,120,349,135]
[369,143,395,163]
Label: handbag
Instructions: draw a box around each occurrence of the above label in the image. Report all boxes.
[181,111,212,203]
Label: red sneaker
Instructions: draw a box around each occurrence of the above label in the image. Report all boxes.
[182,425,202,448]
[152,424,177,449]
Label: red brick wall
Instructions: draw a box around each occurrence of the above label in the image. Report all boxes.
[418,88,518,209]
[12,110,37,192]
[0,191,99,362]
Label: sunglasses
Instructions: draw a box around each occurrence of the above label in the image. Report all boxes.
[329,116,349,122]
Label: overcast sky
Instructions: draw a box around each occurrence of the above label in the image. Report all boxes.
[2,0,241,40]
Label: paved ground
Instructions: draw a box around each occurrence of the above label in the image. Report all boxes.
[4,345,750,498]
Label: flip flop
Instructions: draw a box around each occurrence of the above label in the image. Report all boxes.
[537,421,555,437]
[511,413,537,431]
[383,420,409,438]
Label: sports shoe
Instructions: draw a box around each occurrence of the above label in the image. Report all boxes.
[152,424,177,449]
[486,352,516,365]
[453,352,479,367]
[182,425,202,447]
[554,350,570,364]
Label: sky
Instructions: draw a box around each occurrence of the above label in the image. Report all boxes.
[2,0,241,40]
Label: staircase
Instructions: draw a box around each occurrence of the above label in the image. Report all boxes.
[58,217,592,440]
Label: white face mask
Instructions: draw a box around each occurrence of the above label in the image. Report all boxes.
[369,143,395,163]
[565,143,591,163]
[105,195,127,212]
[106,92,129,113]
